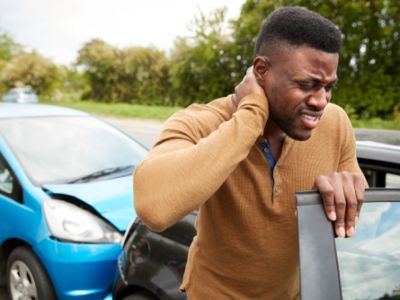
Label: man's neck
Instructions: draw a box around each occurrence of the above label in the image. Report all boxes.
[263,121,286,160]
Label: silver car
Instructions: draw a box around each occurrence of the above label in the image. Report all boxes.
[2,87,39,104]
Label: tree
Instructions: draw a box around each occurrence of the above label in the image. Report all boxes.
[119,46,170,105]
[169,8,238,106]
[0,32,23,61]
[0,32,24,93]
[77,39,120,101]
[1,52,60,96]
[77,38,170,104]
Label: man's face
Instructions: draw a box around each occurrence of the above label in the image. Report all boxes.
[257,46,339,141]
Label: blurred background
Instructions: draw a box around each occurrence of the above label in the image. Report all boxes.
[0,0,399,129]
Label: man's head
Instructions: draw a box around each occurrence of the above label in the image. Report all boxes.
[255,6,342,58]
[253,7,342,141]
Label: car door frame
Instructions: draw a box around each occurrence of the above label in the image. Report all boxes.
[0,152,23,203]
[296,188,400,300]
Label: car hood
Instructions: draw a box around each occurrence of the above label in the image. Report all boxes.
[43,176,136,231]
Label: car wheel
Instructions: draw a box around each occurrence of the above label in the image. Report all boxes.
[122,291,158,300]
[6,246,57,300]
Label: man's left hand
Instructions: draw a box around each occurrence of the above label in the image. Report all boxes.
[313,172,366,238]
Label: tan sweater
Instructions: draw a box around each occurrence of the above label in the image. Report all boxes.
[134,94,362,299]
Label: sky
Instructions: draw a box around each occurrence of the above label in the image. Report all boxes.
[336,202,400,300]
[0,0,245,66]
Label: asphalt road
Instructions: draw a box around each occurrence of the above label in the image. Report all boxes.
[103,117,163,148]
[354,128,400,145]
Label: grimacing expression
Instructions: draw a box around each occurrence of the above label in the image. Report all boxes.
[255,46,339,141]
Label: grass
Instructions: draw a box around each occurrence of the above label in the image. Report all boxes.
[350,117,400,130]
[43,100,182,120]
[42,99,400,130]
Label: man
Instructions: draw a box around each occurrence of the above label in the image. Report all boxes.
[134,6,366,299]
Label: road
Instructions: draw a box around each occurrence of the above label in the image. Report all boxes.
[354,128,400,145]
[103,117,163,148]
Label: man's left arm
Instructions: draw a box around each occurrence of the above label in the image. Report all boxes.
[313,110,367,238]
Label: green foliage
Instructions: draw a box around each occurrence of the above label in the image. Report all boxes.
[1,52,60,95]
[169,9,240,106]
[44,100,181,120]
[2,1,400,121]
[119,47,170,105]
[77,39,170,104]
[0,32,23,61]
[0,32,24,93]
[77,39,121,101]
[45,66,88,102]
[231,0,278,75]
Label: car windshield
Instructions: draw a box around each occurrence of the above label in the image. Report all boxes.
[0,116,147,185]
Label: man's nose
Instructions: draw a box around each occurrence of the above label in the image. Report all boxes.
[307,87,329,110]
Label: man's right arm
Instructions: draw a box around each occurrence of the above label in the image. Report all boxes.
[134,70,268,232]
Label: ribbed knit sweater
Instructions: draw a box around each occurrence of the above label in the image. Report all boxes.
[134,94,362,299]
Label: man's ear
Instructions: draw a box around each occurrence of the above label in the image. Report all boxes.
[253,56,271,88]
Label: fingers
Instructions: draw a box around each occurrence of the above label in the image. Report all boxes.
[353,174,366,224]
[330,174,346,238]
[232,66,265,108]
[341,172,358,237]
[314,172,365,238]
[314,175,336,221]
[231,94,238,110]
[316,174,346,238]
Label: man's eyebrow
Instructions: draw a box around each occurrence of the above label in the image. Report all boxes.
[326,78,338,86]
[302,75,338,85]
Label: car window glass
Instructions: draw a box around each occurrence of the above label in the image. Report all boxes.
[0,116,147,184]
[335,202,400,300]
[387,173,400,188]
[0,158,13,194]
[362,168,400,188]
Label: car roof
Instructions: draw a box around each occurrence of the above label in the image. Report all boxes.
[0,103,89,119]
[356,140,400,165]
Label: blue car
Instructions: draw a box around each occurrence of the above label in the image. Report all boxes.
[0,103,147,300]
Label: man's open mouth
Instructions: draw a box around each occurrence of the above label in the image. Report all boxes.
[300,112,322,129]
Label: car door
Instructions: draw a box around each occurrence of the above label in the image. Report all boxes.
[296,188,400,300]
[0,150,34,246]
[357,141,400,188]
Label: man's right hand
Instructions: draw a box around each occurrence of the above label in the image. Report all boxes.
[232,67,266,110]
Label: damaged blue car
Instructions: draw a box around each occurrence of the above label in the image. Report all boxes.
[0,103,147,300]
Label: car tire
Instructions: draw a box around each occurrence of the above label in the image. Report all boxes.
[122,291,158,300]
[6,246,57,300]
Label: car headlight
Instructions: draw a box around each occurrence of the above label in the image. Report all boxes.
[43,199,122,243]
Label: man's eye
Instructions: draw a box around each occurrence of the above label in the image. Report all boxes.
[325,84,337,92]
[298,83,314,91]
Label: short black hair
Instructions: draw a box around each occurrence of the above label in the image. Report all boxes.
[255,6,342,57]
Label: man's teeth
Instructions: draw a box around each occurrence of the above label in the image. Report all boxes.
[302,114,318,121]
